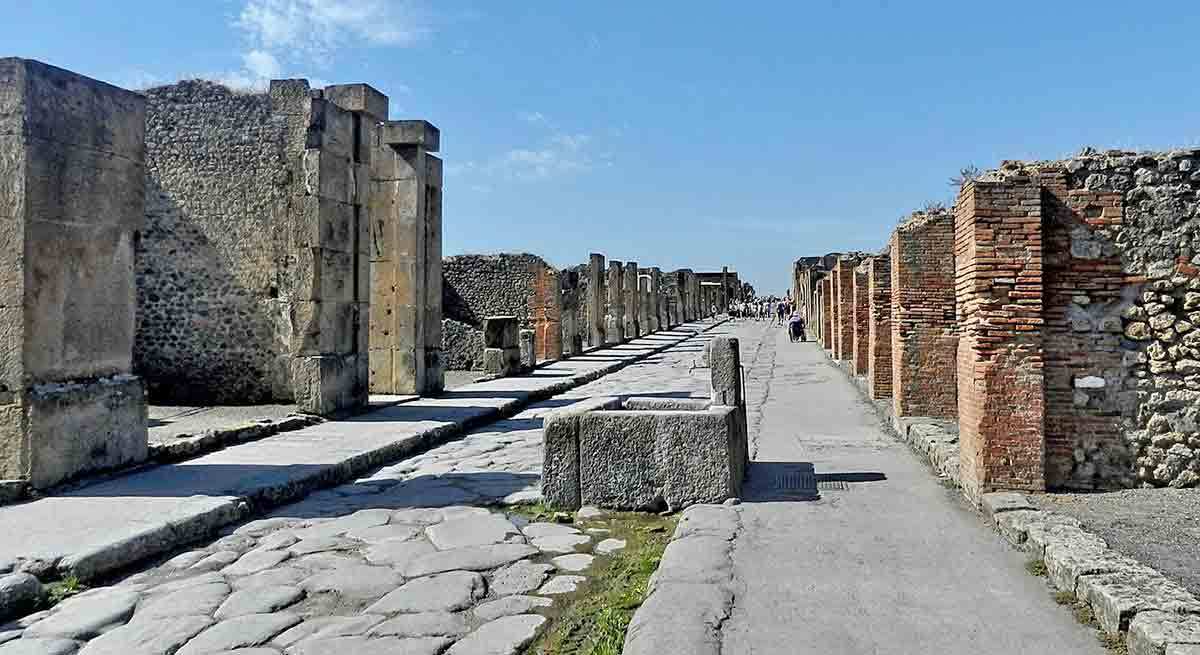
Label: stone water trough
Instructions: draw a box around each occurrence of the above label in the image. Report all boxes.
[542,336,748,511]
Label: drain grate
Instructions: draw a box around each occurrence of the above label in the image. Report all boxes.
[774,470,817,495]
[817,480,850,491]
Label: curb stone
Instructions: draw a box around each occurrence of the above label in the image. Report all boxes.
[17,320,728,584]
[623,503,741,655]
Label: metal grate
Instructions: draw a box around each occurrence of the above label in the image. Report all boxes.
[774,470,817,494]
[817,480,850,491]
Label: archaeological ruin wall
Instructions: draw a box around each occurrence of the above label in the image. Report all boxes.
[0,59,149,488]
[136,79,373,415]
[866,255,892,399]
[441,253,562,370]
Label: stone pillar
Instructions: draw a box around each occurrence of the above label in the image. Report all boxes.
[708,337,744,408]
[852,265,870,376]
[650,267,664,331]
[519,329,536,372]
[561,271,582,357]
[891,212,958,419]
[0,59,148,489]
[688,272,700,320]
[587,253,606,348]
[606,260,625,344]
[721,266,730,312]
[867,256,892,400]
[638,274,652,335]
[370,119,444,396]
[624,261,640,338]
[482,316,520,377]
[955,179,1046,501]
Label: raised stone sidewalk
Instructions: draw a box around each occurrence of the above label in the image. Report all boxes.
[0,321,723,585]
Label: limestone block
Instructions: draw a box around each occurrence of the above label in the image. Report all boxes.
[519,329,536,371]
[579,411,660,510]
[292,354,366,415]
[654,407,746,510]
[25,375,147,488]
[380,120,440,151]
[707,337,743,407]
[482,347,520,377]
[310,98,356,161]
[324,83,389,122]
[542,413,581,509]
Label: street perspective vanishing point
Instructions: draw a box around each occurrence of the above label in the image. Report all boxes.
[1,3,1199,654]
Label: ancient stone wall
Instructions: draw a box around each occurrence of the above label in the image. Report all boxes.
[821,277,833,350]
[137,80,370,414]
[867,256,892,399]
[441,253,562,370]
[890,211,958,419]
[0,58,149,488]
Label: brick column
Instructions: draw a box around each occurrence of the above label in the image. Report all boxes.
[867,256,892,399]
[955,179,1047,501]
[852,264,870,376]
[587,253,606,348]
[821,277,834,350]
[891,212,958,418]
[370,119,444,396]
[833,258,857,360]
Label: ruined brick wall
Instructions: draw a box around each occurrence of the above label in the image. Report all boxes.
[890,211,957,418]
[137,80,369,413]
[985,150,1200,490]
[955,179,1046,501]
[441,253,562,370]
[852,265,870,375]
[867,255,892,399]
[821,277,833,350]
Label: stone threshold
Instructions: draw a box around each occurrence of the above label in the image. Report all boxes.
[0,319,727,585]
[824,353,1200,654]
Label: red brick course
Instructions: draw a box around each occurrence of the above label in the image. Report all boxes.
[832,258,860,360]
[821,277,833,350]
[852,264,870,375]
[867,255,892,399]
[890,212,958,419]
[954,179,1046,502]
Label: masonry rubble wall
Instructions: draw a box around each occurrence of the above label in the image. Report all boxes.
[441,253,562,370]
[0,58,149,488]
[136,79,373,415]
[891,210,958,419]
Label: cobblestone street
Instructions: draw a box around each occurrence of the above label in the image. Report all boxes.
[0,322,767,655]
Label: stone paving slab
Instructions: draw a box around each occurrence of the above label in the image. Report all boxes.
[0,321,724,583]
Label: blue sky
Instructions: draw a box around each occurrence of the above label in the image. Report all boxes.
[7,1,1200,294]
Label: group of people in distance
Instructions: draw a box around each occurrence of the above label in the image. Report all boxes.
[727,296,807,343]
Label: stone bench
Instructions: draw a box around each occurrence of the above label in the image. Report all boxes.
[542,336,748,511]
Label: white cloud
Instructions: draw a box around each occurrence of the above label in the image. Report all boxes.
[219,0,426,90]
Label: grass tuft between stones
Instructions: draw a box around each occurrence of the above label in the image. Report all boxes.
[42,575,86,608]
[1025,558,1047,577]
[506,506,676,655]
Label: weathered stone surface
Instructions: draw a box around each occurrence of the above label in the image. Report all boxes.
[291,511,391,541]
[363,540,436,568]
[425,516,521,550]
[24,591,139,640]
[536,576,585,595]
[272,615,385,648]
[402,545,537,578]
[1078,571,1200,634]
[230,568,307,591]
[345,524,421,544]
[575,507,605,520]
[299,565,404,600]
[368,612,469,638]
[77,614,211,655]
[1044,541,1139,594]
[519,523,580,539]
[595,539,626,555]
[287,635,452,655]
[288,537,357,556]
[0,639,82,655]
[364,572,484,614]
[980,492,1037,518]
[551,554,593,573]
[472,596,553,623]
[649,537,732,589]
[445,614,546,655]
[213,586,303,620]
[176,613,300,655]
[672,505,739,541]
[135,582,230,620]
[623,582,732,655]
[488,562,554,597]
[1129,610,1200,655]
[531,535,590,555]
[0,574,43,622]
[189,552,240,573]
[221,551,290,577]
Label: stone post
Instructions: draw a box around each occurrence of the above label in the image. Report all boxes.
[721,266,730,312]
[606,260,625,344]
[370,119,444,396]
[0,59,149,489]
[519,329,536,372]
[482,316,520,377]
[624,261,640,338]
[638,274,652,335]
[650,267,664,331]
[587,253,606,348]
[561,271,582,357]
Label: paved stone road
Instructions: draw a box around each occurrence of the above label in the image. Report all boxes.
[718,325,1105,654]
[0,322,754,655]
